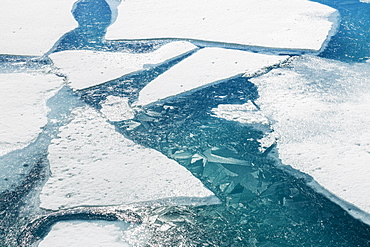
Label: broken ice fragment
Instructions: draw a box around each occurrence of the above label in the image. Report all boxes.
[0,73,64,157]
[211,101,270,126]
[106,0,338,52]
[135,48,288,106]
[0,0,77,56]
[49,41,198,90]
[39,106,219,210]
[100,96,135,121]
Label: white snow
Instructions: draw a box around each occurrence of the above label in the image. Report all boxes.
[49,41,198,90]
[0,0,78,56]
[39,106,219,210]
[100,96,135,121]
[105,0,338,52]
[0,72,64,157]
[38,220,131,247]
[135,48,288,106]
[250,56,370,218]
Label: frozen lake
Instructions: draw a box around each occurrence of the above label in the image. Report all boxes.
[1,0,370,246]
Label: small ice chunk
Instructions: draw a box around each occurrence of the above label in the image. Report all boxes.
[251,56,370,218]
[106,0,338,51]
[211,101,270,125]
[0,0,77,56]
[0,73,64,157]
[100,96,135,121]
[49,41,198,90]
[135,48,288,106]
[360,0,370,3]
[39,106,218,210]
[38,220,130,247]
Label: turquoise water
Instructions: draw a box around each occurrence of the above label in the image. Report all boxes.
[1,0,370,246]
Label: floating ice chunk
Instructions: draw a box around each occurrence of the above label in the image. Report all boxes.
[0,0,77,56]
[211,101,270,125]
[100,96,135,121]
[106,0,338,52]
[0,73,63,157]
[49,41,198,90]
[360,0,370,3]
[250,56,370,218]
[39,220,130,247]
[39,106,218,210]
[136,48,288,106]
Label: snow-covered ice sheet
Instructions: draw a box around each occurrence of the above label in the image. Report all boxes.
[106,0,338,52]
[49,41,197,90]
[250,56,370,217]
[0,73,64,157]
[136,48,288,106]
[39,106,218,210]
[0,0,77,56]
[38,220,130,247]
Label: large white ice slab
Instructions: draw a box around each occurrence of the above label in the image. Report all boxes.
[250,56,370,218]
[106,0,338,52]
[0,73,64,157]
[0,0,78,56]
[39,106,218,210]
[135,48,288,106]
[49,41,197,90]
[39,220,130,247]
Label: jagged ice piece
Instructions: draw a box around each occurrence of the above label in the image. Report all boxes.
[49,41,198,90]
[135,48,288,106]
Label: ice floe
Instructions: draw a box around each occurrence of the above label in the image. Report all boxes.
[49,41,197,90]
[250,56,370,217]
[38,220,130,247]
[135,48,288,106]
[0,0,77,56]
[39,106,218,210]
[0,73,64,157]
[106,0,338,52]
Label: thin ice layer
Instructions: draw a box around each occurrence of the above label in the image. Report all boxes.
[0,73,64,157]
[39,106,218,210]
[38,221,130,247]
[106,0,338,51]
[49,41,198,90]
[135,48,288,106]
[250,56,370,216]
[0,0,77,56]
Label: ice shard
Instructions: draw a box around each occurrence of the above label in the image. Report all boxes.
[0,73,64,157]
[135,48,288,106]
[250,56,370,219]
[39,106,219,210]
[0,0,78,56]
[49,41,197,90]
[105,0,338,52]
